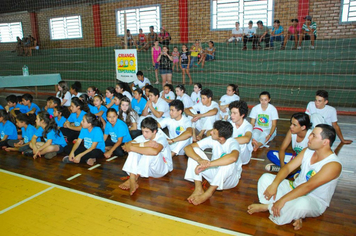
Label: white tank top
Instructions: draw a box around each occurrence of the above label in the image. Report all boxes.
[291,129,312,155]
[293,148,342,207]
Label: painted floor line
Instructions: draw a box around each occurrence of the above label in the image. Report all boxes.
[251,158,265,161]
[0,169,249,236]
[88,164,101,170]
[106,156,118,162]
[0,186,54,214]
[342,170,354,173]
[66,173,81,181]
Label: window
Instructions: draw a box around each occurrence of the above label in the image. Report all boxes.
[49,15,83,40]
[0,22,23,43]
[211,0,273,30]
[341,0,356,22]
[116,5,161,35]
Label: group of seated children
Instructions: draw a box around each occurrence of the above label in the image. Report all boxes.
[0,77,351,230]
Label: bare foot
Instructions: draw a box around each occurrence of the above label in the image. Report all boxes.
[129,177,139,195]
[190,192,212,205]
[247,203,269,214]
[87,158,96,166]
[119,179,130,190]
[2,146,7,150]
[293,219,303,230]
[187,188,204,203]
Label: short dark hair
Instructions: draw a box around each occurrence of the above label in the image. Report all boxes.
[22,93,33,102]
[257,20,263,25]
[136,71,143,76]
[149,26,154,30]
[274,19,280,24]
[149,87,160,97]
[6,95,17,104]
[213,120,233,140]
[71,81,82,92]
[141,117,158,132]
[291,112,312,130]
[145,85,153,91]
[291,18,299,23]
[316,90,328,101]
[229,100,248,118]
[316,124,336,147]
[259,91,271,99]
[84,112,103,129]
[176,84,186,93]
[50,97,61,107]
[201,88,213,99]
[194,83,202,89]
[169,100,184,113]
[248,20,253,24]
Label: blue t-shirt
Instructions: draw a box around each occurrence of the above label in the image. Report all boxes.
[21,124,39,143]
[104,119,132,144]
[0,120,18,140]
[0,105,4,110]
[47,108,54,116]
[78,127,105,152]
[131,98,147,115]
[15,104,27,113]
[67,110,86,127]
[105,97,114,106]
[22,103,41,114]
[272,26,284,35]
[111,104,119,112]
[44,129,67,147]
[34,126,44,138]
[55,116,67,128]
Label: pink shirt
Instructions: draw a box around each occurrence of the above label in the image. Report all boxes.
[153,46,161,63]
[288,25,301,34]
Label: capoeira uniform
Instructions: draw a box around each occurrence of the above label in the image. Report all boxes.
[257,148,341,225]
[159,115,192,155]
[305,102,337,127]
[219,94,240,120]
[267,129,312,166]
[184,137,242,190]
[160,91,176,102]
[122,129,173,178]
[190,101,219,132]
[249,104,279,147]
[190,91,201,105]
[230,119,253,165]
[138,97,169,129]
[177,94,194,110]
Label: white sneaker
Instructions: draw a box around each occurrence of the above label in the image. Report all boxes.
[310,46,315,50]
[297,46,302,50]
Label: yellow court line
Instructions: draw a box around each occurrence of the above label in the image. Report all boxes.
[0,169,249,236]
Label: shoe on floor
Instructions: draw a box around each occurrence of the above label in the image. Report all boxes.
[62,156,74,163]
[280,46,285,50]
[242,46,247,51]
[310,46,315,50]
[297,46,302,50]
[44,152,57,160]
[265,163,281,172]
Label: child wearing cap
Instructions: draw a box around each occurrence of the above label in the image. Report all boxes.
[298,15,317,50]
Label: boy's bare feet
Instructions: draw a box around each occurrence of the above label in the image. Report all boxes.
[86,158,96,166]
[187,188,204,203]
[247,203,269,214]
[293,219,303,230]
[129,176,139,195]
[119,179,131,190]
[190,191,212,205]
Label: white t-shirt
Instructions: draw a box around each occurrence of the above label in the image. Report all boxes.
[122,91,133,101]
[198,136,241,162]
[159,115,192,139]
[305,102,337,125]
[232,28,243,35]
[243,27,256,38]
[190,91,201,105]
[133,77,151,89]
[71,92,82,98]
[220,94,240,105]
[177,94,194,109]
[160,91,176,101]
[249,104,279,131]
[230,119,253,146]
[149,98,170,118]
[56,91,71,107]
[192,101,220,120]
[291,129,312,155]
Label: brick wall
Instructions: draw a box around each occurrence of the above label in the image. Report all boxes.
[0,12,31,51]
[36,4,95,48]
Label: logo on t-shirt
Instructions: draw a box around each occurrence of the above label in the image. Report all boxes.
[294,146,304,155]
[154,106,158,110]
[163,156,167,164]
[306,169,316,181]
[110,132,118,142]
[257,114,269,127]
[83,137,93,149]
[175,126,185,135]
[1,131,4,139]
[196,98,200,103]
[219,153,226,158]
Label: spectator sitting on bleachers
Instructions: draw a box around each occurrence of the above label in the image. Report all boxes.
[270,20,284,49]
[298,15,317,50]
[226,22,243,45]
[255,21,270,50]
[242,21,257,50]
[281,19,300,50]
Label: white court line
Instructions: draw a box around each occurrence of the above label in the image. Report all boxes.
[279,118,356,126]
[0,169,249,236]
[0,186,54,214]
[66,173,81,181]
[88,164,101,170]
[106,156,118,162]
[251,158,265,161]
[342,170,354,173]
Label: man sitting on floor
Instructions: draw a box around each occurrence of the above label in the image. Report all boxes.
[248,124,342,230]
[184,120,242,205]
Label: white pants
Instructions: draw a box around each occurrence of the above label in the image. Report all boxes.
[184,147,242,190]
[252,128,276,147]
[122,151,170,178]
[189,109,217,132]
[170,138,192,155]
[228,37,242,42]
[239,143,252,165]
[257,173,327,225]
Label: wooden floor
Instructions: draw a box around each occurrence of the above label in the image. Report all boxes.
[0,111,355,236]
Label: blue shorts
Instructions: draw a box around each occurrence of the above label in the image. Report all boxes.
[206,54,214,61]
[160,69,172,75]
[154,63,160,69]
[181,64,188,69]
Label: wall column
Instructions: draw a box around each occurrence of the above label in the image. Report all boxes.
[29,12,40,45]
[92,4,102,47]
[179,0,188,43]
[298,0,310,26]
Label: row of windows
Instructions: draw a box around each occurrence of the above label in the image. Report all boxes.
[0,1,355,43]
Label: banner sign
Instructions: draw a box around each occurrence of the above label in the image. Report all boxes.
[115,49,138,83]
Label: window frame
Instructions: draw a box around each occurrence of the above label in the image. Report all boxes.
[340,0,356,23]
[115,4,162,36]
[210,0,274,31]
[0,21,24,43]
[49,15,83,41]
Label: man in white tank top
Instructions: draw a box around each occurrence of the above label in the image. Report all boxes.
[248,124,342,230]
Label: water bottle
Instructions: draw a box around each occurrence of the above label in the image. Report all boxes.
[22,65,29,76]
